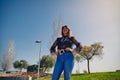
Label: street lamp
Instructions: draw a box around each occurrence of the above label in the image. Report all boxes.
[35,40,42,80]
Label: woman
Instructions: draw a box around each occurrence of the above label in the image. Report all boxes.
[50,25,82,80]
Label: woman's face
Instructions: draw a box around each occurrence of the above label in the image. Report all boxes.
[62,27,69,35]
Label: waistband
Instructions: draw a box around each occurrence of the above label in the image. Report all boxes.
[59,50,71,55]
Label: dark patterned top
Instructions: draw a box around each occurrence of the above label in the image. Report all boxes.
[50,36,82,53]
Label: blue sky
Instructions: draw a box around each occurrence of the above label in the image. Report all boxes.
[0,0,120,73]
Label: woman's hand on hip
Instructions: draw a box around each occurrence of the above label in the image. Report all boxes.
[65,47,73,52]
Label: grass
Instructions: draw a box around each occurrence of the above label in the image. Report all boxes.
[71,72,120,80]
[33,72,120,80]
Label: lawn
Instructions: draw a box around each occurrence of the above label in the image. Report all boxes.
[71,72,120,80]
[33,72,120,80]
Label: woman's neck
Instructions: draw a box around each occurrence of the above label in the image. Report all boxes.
[63,33,68,37]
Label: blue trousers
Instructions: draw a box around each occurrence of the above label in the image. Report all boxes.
[52,51,74,80]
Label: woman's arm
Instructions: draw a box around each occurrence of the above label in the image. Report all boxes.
[50,38,58,54]
[71,37,82,53]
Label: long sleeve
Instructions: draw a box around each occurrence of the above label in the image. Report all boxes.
[50,38,58,54]
[71,37,82,53]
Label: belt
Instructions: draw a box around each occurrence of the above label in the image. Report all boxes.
[59,50,71,55]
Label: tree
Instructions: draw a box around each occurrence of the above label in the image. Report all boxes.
[74,54,81,73]
[80,42,104,74]
[27,64,38,72]
[13,60,29,72]
[40,55,55,72]
[13,60,20,69]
